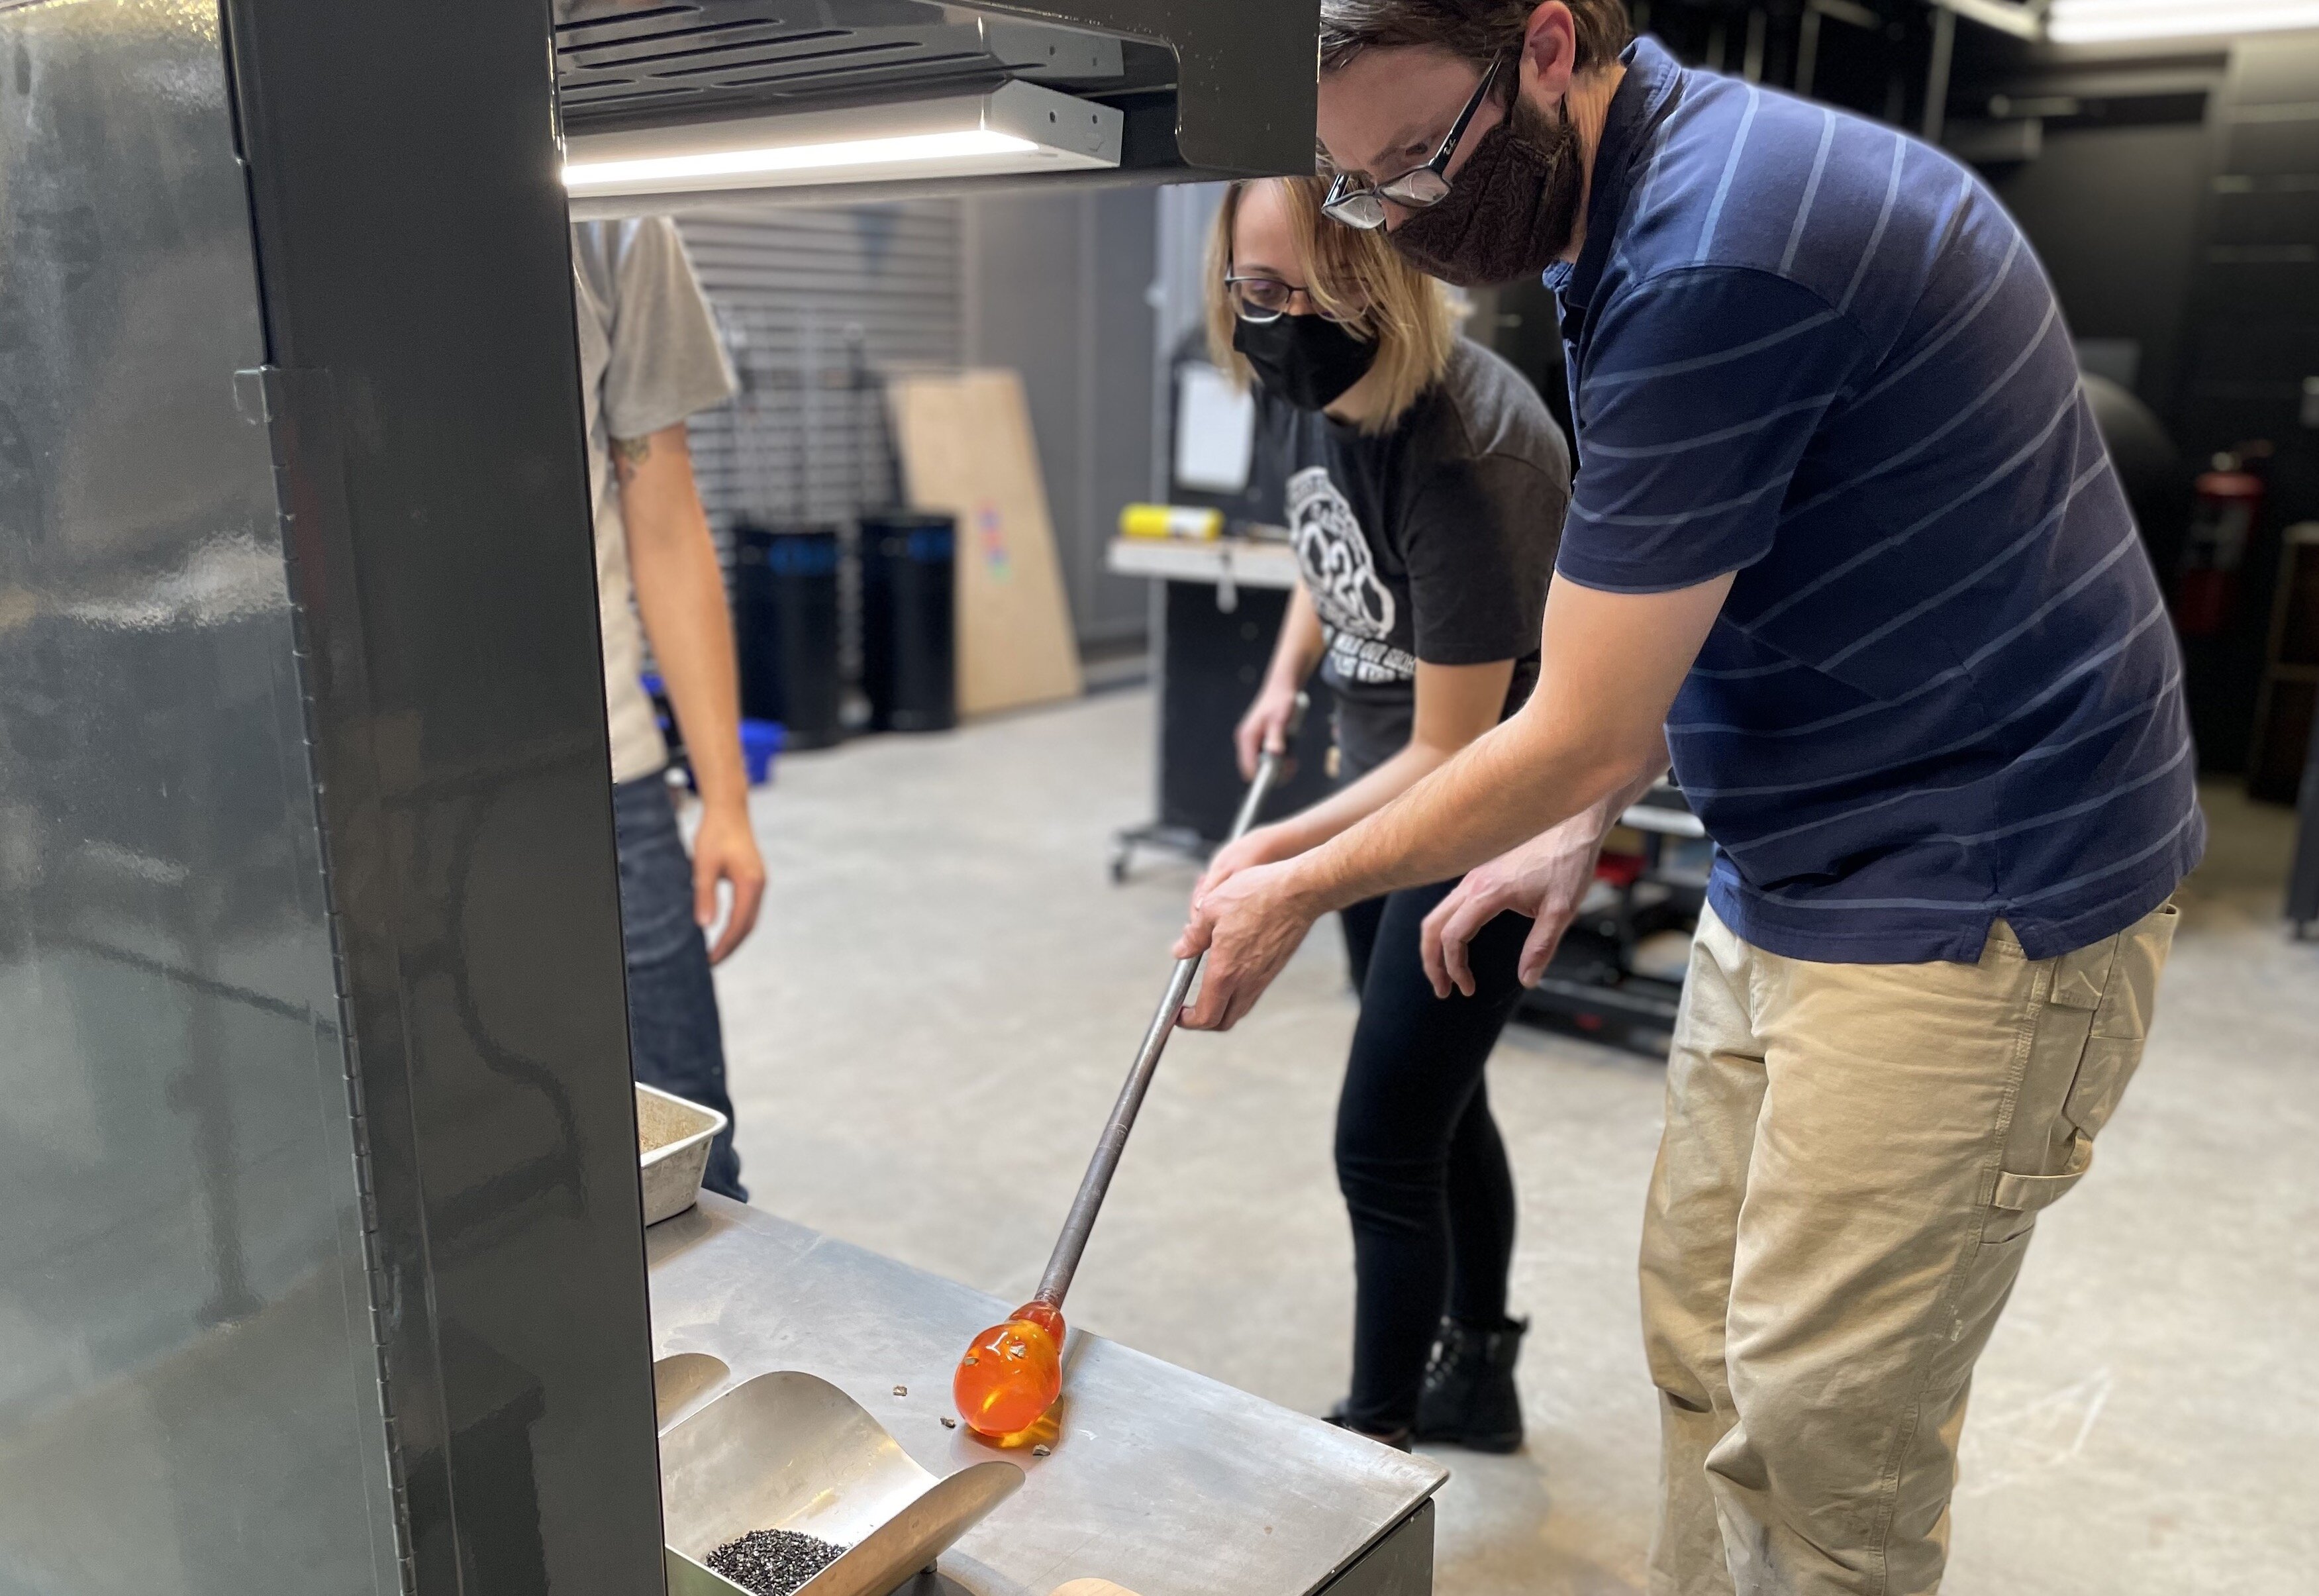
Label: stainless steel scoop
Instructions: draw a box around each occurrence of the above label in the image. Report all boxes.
[660,1372,1022,1596]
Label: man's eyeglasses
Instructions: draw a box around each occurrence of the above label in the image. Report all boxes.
[1321,52,1506,231]
[1223,274,1351,324]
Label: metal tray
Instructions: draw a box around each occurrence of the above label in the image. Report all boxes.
[638,1082,727,1226]
[650,1201,1448,1594]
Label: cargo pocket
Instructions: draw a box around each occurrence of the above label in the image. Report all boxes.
[1993,1131,2093,1220]
[1991,903,2179,1226]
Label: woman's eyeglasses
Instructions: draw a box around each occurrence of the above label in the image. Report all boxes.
[1321,52,1506,231]
[1223,275,1352,325]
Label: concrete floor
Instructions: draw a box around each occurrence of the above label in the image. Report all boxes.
[714,688,2318,1596]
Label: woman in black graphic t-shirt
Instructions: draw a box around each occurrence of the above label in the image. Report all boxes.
[1196,177,1571,1450]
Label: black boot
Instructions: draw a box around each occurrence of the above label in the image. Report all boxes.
[1322,1401,1412,1452]
[1413,1315,1527,1453]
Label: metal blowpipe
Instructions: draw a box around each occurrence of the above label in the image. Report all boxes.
[1033,691,1309,1307]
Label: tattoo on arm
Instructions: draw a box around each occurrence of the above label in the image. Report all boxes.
[612,434,652,479]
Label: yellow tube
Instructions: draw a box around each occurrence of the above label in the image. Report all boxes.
[1118,503,1224,542]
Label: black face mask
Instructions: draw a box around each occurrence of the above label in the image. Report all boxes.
[1232,311,1380,412]
[1387,91,1585,288]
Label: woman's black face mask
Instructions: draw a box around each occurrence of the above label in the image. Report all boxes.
[1232,311,1380,412]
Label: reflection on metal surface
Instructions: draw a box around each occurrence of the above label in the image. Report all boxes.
[660,1372,1023,1596]
[656,1351,734,1430]
[0,1,400,1592]
[650,1201,1446,1595]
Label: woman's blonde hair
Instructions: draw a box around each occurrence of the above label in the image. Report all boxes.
[1204,176,1460,434]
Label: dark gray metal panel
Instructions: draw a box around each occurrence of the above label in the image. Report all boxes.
[1318,1501,1436,1596]
[971,0,1315,174]
[897,0,1320,177]
[0,3,401,1593]
[221,0,666,1590]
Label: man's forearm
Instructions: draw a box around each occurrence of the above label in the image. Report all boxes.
[1274,570,1733,916]
[1571,757,1675,849]
[1267,737,1453,857]
[1263,654,1527,858]
[1286,706,1663,915]
[644,566,747,811]
[1175,574,1728,1034]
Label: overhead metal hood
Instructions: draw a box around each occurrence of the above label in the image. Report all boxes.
[557,0,1319,215]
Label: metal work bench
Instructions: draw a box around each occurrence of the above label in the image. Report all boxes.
[650,1197,1446,1595]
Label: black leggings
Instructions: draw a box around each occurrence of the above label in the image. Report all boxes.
[1336,879,1534,1432]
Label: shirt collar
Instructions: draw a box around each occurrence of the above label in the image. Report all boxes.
[1545,34,1686,309]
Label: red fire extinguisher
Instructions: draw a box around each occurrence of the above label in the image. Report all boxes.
[2174,448,2267,638]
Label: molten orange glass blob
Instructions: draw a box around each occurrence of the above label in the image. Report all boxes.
[953,1299,1066,1438]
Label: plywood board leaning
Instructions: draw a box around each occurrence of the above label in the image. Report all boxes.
[889,369,1084,717]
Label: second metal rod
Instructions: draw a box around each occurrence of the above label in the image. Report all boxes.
[1034,693,1307,1307]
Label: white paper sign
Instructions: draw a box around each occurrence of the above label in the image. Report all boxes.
[1173,361,1256,494]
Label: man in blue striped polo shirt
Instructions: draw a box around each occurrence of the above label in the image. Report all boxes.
[1176,3,2200,1591]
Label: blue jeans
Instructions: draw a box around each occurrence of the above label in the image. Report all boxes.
[613,775,744,1201]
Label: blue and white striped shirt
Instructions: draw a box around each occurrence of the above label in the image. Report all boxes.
[1548,37,2202,963]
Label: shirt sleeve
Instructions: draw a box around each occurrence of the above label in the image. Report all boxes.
[602,217,738,442]
[1401,452,1568,667]
[1556,266,1867,594]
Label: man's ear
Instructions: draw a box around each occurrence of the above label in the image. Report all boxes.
[1518,2,1579,101]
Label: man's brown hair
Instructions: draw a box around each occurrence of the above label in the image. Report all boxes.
[1318,0,1634,77]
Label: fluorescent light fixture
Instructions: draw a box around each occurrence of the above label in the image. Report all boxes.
[2046,0,2319,42]
[563,81,1120,200]
[566,130,1038,191]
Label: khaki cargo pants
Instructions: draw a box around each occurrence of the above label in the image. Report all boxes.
[1641,900,2179,1596]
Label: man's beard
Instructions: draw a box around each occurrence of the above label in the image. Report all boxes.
[1385,91,1585,288]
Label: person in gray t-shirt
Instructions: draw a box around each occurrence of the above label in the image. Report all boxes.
[572,217,760,1199]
